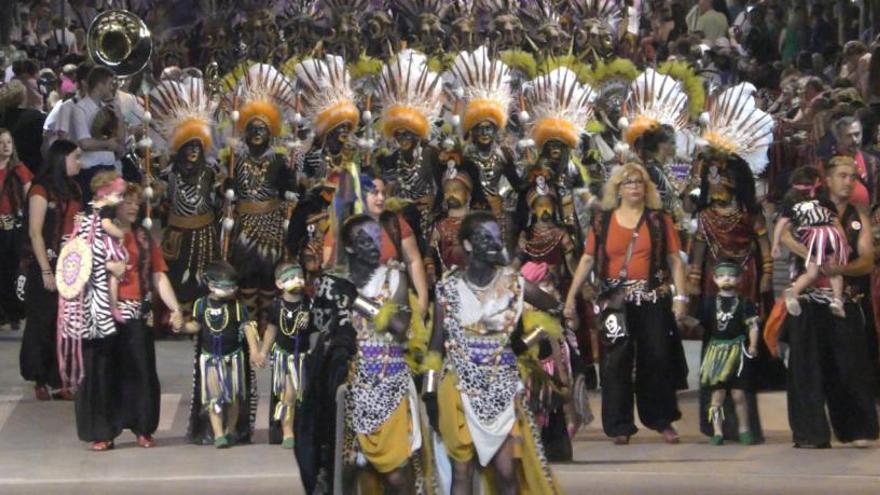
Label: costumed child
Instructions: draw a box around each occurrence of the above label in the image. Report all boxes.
[90,172,127,322]
[772,166,850,317]
[693,260,760,445]
[180,261,259,448]
[252,262,312,448]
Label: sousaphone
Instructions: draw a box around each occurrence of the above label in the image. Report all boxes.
[86,9,152,77]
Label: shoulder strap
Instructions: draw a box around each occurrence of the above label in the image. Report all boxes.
[617,211,646,281]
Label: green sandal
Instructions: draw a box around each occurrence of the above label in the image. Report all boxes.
[214,435,230,449]
[739,431,755,445]
[281,437,295,449]
[709,435,723,446]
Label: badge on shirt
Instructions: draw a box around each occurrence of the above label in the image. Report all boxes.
[851,220,862,231]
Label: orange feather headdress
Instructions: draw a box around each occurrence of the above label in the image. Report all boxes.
[149,78,216,153]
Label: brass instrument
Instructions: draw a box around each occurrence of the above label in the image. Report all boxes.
[86,10,152,77]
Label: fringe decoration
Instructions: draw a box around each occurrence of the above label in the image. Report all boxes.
[199,349,246,414]
[699,336,746,387]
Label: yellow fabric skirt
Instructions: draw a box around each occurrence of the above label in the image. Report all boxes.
[356,398,414,474]
[438,371,563,494]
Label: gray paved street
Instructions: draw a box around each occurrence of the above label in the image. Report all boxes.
[1,332,879,494]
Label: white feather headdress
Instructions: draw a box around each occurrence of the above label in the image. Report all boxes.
[620,69,689,146]
[294,55,360,137]
[377,49,443,139]
[450,45,513,135]
[231,63,296,137]
[149,78,216,152]
[700,83,775,174]
[524,67,596,150]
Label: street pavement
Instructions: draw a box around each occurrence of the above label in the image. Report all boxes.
[0,331,878,494]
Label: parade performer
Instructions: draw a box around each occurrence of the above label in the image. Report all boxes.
[618,69,689,229]
[20,140,81,401]
[521,66,595,244]
[181,261,259,448]
[113,183,184,448]
[564,163,689,445]
[252,262,312,448]
[691,260,760,446]
[376,49,444,254]
[688,82,777,434]
[149,77,220,311]
[429,162,477,276]
[56,171,127,451]
[294,55,361,190]
[582,58,640,194]
[226,63,298,330]
[286,177,337,295]
[296,214,429,494]
[774,167,850,317]
[513,170,590,461]
[425,211,563,494]
[449,46,519,243]
[688,82,775,309]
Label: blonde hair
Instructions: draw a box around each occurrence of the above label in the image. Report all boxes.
[601,162,662,211]
[89,170,121,194]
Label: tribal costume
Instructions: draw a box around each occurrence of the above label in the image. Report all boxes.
[689,84,774,305]
[434,266,561,493]
[522,66,596,244]
[267,296,312,444]
[376,49,444,251]
[228,63,296,283]
[619,69,690,229]
[516,176,591,461]
[149,78,220,304]
[186,296,256,444]
[699,295,758,390]
[225,64,298,326]
[450,46,520,242]
[340,265,427,492]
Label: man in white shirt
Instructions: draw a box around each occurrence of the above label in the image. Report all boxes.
[70,66,124,203]
[42,62,91,156]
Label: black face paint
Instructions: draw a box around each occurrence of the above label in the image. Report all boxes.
[543,139,567,161]
[351,222,381,268]
[245,119,270,154]
[472,121,498,149]
[469,221,506,266]
[394,129,418,151]
[326,123,351,155]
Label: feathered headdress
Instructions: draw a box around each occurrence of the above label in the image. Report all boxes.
[700,83,775,175]
[569,0,622,39]
[294,55,360,138]
[450,45,513,136]
[377,49,443,139]
[619,69,689,146]
[233,63,296,136]
[149,78,216,152]
[524,67,596,150]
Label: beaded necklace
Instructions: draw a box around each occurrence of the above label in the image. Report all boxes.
[204,302,229,335]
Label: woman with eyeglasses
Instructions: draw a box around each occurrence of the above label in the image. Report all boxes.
[564,162,689,445]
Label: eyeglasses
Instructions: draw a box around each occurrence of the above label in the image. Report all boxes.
[621,178,645,188]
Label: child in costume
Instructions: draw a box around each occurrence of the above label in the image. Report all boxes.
[772,166,849,317]
[180,261,259,448]
[90,172,127,322]
[695,260,760,445]
[251,262,312,449]
[56,171,127,391]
